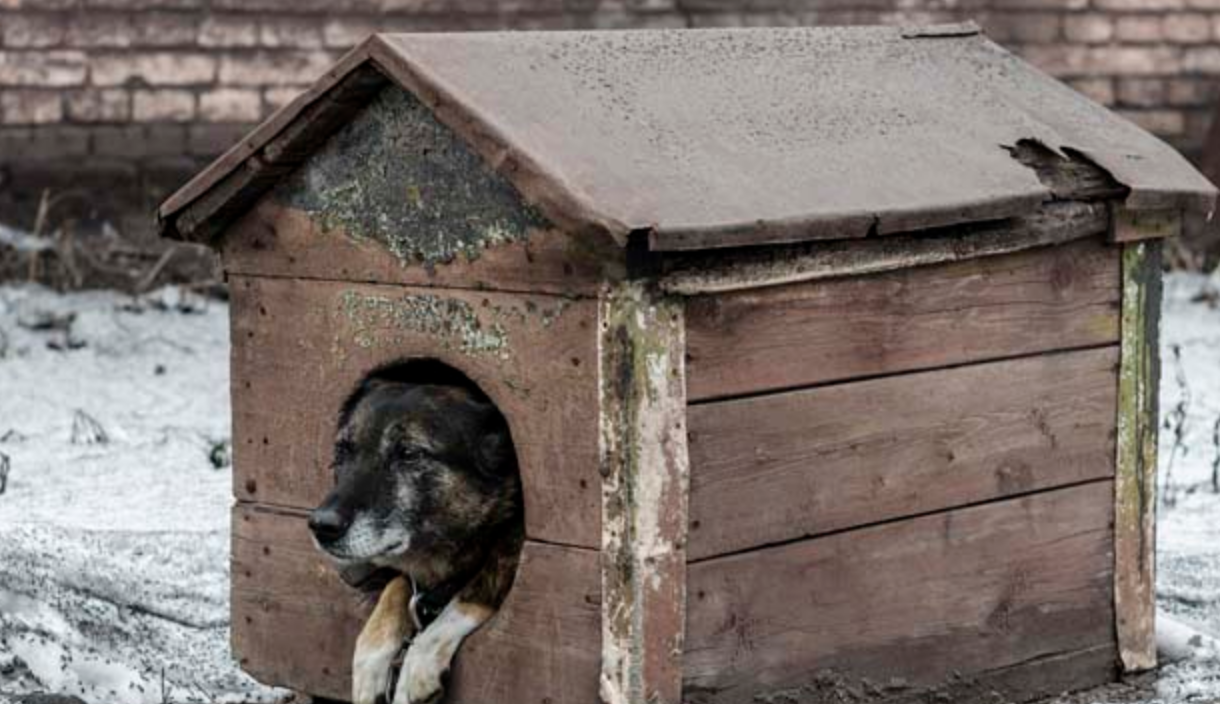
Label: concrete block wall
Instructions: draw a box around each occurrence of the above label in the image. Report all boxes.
[0,0,1215,239]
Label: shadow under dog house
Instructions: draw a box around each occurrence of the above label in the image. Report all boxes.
[158,24,1216,704]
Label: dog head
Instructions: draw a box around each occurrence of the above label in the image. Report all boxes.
[308,376,520,569]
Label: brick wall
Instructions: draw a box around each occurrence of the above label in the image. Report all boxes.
[0,0,1216,240]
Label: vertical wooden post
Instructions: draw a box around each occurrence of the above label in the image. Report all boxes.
[598,281,690,704]
[1114,237,1163,673]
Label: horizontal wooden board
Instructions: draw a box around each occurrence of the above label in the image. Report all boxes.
[231,505,602,702]
[684,236,1121,401]
[687,347,1119,560]
[222,200,622,297]
[684,481,1116,703]
[229,275,601,548]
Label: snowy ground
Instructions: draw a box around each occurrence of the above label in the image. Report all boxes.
[0,273,1217,704]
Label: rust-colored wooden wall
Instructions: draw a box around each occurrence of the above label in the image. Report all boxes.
[679,236,1122,702]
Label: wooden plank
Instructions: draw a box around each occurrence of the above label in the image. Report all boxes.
[660,200,1109,296]
[684,482,1116,704]
[684,236,1121,401]
[1110,205,1182,243]
[1115,240,1163,672]
[228,275,601,548]
[599,283,690,704]
[686,347,1119,560]
[231,504,602,703]
[222,199,621,297]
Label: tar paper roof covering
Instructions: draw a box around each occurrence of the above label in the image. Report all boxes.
[159,25,1217,251]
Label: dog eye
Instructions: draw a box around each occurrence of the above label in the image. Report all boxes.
[391,445,427,462]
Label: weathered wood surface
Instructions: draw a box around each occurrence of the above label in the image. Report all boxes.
[598,283,689,704]
[685,237,1121,401]
[1115,240,1163,672]
[231,504,602,702]
[228,275,602,548]
[683,481,1116,704]
[660,201,1109,296]
[686,347,1119,560]
[1110,206,1182,243]
[222,199,620,297]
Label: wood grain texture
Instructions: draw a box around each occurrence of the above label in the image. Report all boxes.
[1115,240,1163,672]
[598,283,689,704]
[232,504,602,702]
[683,481,1116,703]
[221,199,622,297]
[684,236,1121,401]
[228,275,601,548]
[687,347,1119,560]
[660,200,1109,296]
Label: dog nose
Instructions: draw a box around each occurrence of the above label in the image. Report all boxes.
[308,506,350,543]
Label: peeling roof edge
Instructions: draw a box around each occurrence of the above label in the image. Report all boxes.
[647,190,1050,252]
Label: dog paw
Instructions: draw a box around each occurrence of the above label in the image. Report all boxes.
[352,642,399,704]
[392,647,447,704]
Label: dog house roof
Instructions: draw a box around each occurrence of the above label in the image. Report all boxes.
[159,24,1216,251]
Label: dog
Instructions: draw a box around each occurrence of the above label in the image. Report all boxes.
[308,370,524,704]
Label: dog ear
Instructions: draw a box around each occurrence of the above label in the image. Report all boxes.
[474,410,516,477]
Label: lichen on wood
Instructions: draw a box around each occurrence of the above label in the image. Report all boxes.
[275,85,550,268]
[599,282,689,704]
[337,289,510,358]
[1115,238,1162,673]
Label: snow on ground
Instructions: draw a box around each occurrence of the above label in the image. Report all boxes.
[0,285,281,704]
[0,272,1217,704]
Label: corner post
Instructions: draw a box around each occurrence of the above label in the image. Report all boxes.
[1114,237,1164,672]
[598,281,690,704]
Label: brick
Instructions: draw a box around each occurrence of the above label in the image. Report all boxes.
[82,0,203,8]
[187,123,249,156]
[1094,0,1182,8]
[65,12,197,48]
[1068,77,1115,105]
[92,124,186,157]
[199,88,261,121]
[64,88,130,121]
[1062,14,1113,43]
[1167,77,1218,106]
[217,51,334,86]
[91,52,216,86]
[1118,108,1186,136]
[1016,44,1089,75]
[1088,46,1181,75]
[0,0,77,8]
[1006,12,1062,43]
[1183,46,1220,72]
[1164,12,1211,42]
[1116,77,1167,107]
[1115,15,1163,43]
[259,17,326,48]
[198,15,258,47]
[262,86,302,112]
[2,14,68,47]
[1188,0,1220,7]
[0,51,87,86]
[0,125,89,161]
[0,90,63,124]
[322,18,380,48]
[988,0,1087,9]
[213,0,380,11]
[132,88,195,121]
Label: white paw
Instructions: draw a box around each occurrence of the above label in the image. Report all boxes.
[392,644,447,704]
[352,642,399,704]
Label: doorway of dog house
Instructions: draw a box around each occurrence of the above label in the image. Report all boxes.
[308,358,526,704]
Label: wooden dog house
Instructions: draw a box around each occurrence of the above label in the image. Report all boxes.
[158,25,1216,704]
